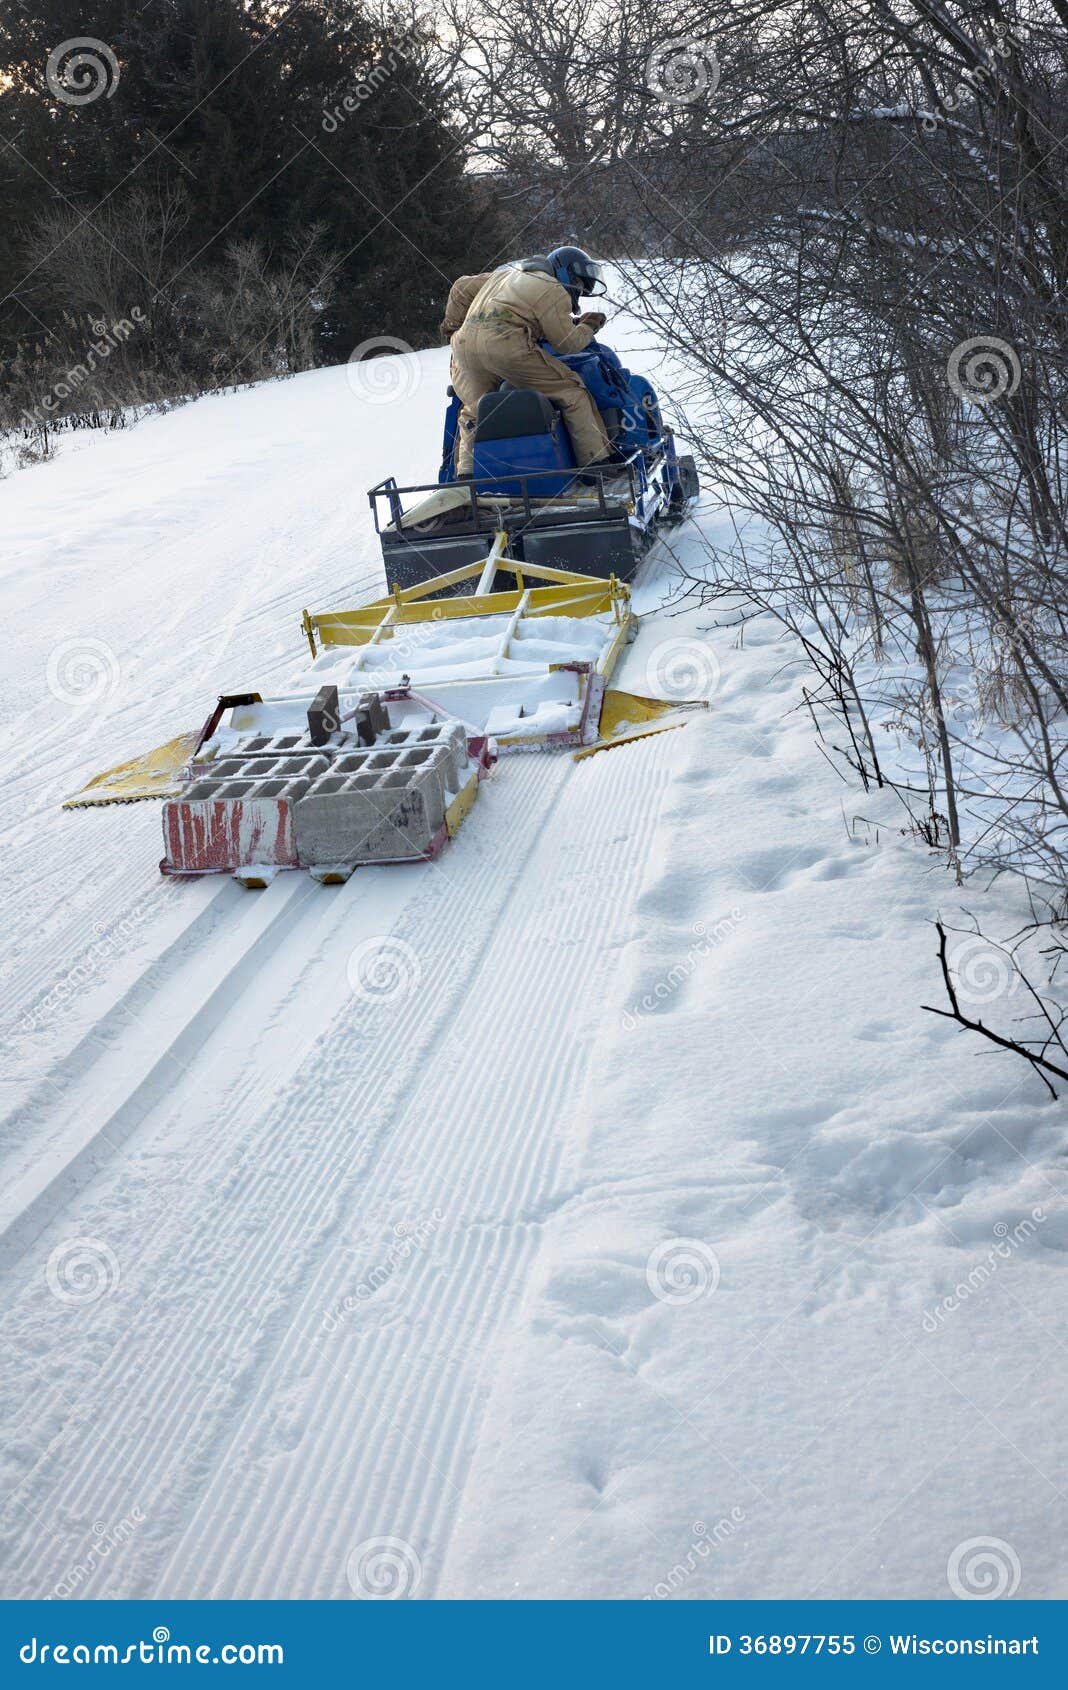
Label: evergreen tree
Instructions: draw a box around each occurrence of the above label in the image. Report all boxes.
[0,0,501,392]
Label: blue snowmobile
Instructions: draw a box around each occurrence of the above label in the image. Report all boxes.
[367,338,699,589]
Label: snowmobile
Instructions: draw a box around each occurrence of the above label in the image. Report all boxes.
[368,339,700,590]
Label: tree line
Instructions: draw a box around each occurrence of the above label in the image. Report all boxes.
[0,0,504,453]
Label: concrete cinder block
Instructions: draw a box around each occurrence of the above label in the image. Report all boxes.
[292,745,453,865]
[373,722,466,791]
[308,685,341,746]
[163,796,299,872]
[164,748,330,871]
[168,712,471,874]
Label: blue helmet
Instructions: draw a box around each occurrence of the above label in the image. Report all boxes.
[547,245,607,304]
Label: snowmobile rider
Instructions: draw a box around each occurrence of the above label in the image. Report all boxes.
[440,247,616,476]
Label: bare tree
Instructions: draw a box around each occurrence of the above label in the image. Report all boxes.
[616,1,1068,889]
[2,185,335,464]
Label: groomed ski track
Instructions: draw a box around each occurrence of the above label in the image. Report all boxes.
[2,727,673,1599]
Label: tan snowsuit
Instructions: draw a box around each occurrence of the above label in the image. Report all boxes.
[442,268,611,474]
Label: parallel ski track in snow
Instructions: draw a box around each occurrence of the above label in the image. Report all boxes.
[2,548,383,1121]
[0,735,672,1598]
[1,873,320,1254]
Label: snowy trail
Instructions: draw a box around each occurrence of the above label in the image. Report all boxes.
[3,358,1065,1602]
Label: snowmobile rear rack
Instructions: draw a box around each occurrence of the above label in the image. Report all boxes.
[371,458,634,530]
[368,456,662,589]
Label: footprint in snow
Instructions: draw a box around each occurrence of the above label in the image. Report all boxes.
[731,842,825,892]
[855,1017,914,1045]
[732,842,876,893]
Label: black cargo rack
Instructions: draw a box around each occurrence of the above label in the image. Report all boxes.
[368,455,643,539]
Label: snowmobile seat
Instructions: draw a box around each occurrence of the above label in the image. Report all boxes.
[471,388,578,497]
[497,380,623,442]
[475,389,561,440]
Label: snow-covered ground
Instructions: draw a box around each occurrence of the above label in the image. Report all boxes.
[1,336,1065,1602]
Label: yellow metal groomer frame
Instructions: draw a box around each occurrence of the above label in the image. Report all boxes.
[300,533,702,755]
[302,535,633,751]
[302,534,631,655]
[63,536,707,809]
